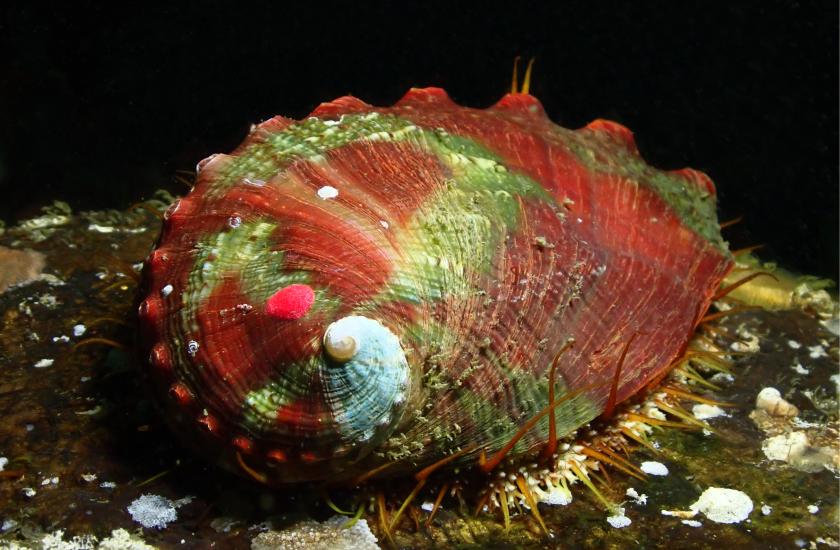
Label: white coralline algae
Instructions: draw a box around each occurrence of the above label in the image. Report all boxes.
[689,487,753,524]
[127,494,178,529]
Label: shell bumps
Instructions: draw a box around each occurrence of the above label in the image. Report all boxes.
[138,87,733,485]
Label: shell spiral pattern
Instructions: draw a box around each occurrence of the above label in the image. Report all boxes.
[138,88,733,484]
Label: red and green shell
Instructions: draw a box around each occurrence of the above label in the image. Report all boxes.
[138,87,733,485]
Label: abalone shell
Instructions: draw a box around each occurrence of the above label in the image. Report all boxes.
[138,88,732,484]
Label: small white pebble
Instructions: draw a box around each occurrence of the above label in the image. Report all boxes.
[420,502,434,512]
[0,457,7,471]
[790,361,810,375]
[40,476,59,486]
[761,504,772,515]
[807,504,819,514]
[681,519,702,527]
[25,424,34,432]
[1,519,18,532]
[161,284,174,297]
[100,481,117,489]
[808,345,827,359]
[33,358,54,368]
[81,473,97,482]
[317,186,339,199]
[640,461,669,476]
[787,340,802,349]
[626,488,648,505]
[22,488,36,498]
[52,335,70,343]
[693,403,726,420]
[73,324,86,337]
[709,372,735,386]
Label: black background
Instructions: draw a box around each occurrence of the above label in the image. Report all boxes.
[1,2,837,277]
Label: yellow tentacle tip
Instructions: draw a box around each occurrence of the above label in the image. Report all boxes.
[510,56,537,94]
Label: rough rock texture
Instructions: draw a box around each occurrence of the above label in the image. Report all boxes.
[0,246,45,293]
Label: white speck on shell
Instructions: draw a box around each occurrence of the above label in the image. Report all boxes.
[689,487,753,524]
[317,186,339,199]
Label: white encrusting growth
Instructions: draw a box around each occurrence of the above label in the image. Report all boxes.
[317,185,339,199]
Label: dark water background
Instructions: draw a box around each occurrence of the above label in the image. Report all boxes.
[1,2,837,278]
